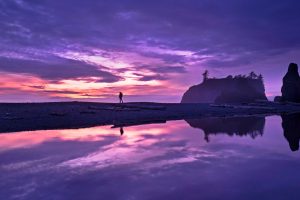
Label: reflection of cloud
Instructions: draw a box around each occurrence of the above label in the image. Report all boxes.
[58,122,222,170]
[1,119,251,174]
[59,124,182,169]
[0,126,116,151]
[11,181,37,200]
[1,159,48,171]
[0,122,181,152]
[3,117,300,199]
[61,145,162,169]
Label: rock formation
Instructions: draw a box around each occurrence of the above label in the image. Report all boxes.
[281,63,300,102]
[181,73,267,103]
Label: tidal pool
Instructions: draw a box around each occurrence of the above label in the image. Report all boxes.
[1,115,300,200]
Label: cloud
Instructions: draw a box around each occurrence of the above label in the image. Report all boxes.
[11,3,300,53]
[138,74,167,82]
[2,0,300,65]
[0,56,121,82]
[150,66,187,74]
[1,0,300,101]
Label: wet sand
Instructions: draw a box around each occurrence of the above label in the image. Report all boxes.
[1,101,300,133]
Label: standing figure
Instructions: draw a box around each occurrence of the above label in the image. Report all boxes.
[120,127,124,136]
[119,92,124,103]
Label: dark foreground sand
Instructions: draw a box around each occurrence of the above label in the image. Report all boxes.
[1,101,300,133]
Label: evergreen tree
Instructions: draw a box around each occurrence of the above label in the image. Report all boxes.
[202,70,209,82]
[249,71,257,79]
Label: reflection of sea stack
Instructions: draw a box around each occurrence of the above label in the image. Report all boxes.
[280,63,300,103]
[181,72,267,103]
[185,116,265,142]
[281,114,300,151]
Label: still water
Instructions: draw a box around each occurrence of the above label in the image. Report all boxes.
[1,115,300,200]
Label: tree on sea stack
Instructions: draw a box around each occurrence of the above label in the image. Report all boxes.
[202,70,209,82]
[249,71,257,79]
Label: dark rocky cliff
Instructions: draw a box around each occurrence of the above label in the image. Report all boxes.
[181,74,267,103]
[280,63,300,102]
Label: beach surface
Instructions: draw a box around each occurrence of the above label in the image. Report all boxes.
[1,101,300,133]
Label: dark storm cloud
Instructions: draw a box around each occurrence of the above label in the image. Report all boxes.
[1,0,300,74]
[150,66,187,74]
[131,65,186,81]
[0,56,120,82]
[139,74,167,82]
[138,51,188,65]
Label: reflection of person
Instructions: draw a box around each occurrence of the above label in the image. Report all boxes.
[120,127,124,136]
[204,134,210,143]
[119,92,124,103]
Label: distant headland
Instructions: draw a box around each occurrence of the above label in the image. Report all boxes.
[182,63,300,104]
[181,70,267,103]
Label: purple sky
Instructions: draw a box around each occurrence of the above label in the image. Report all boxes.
[0,0,300,102]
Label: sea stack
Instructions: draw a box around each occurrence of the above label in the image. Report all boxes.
[281,63,300,102]
[181,72,267,103]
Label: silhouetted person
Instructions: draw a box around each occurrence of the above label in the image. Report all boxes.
[120,127,124,136]
[119,92,124,103]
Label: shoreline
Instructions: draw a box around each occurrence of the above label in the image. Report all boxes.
[1,101,300,133]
